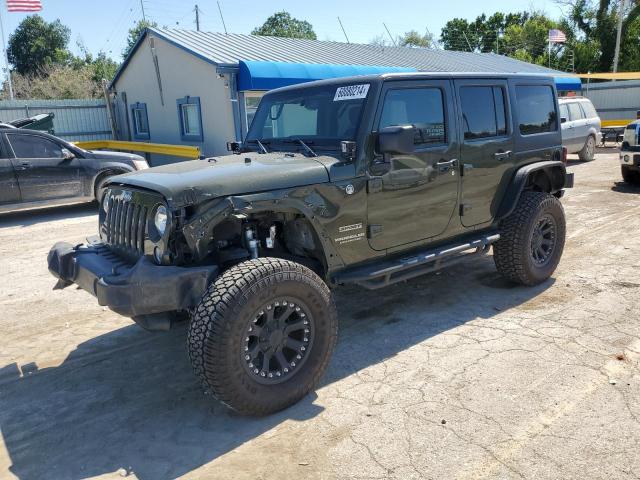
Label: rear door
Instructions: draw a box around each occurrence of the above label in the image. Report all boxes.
[566,101,586,151]
[366,80,460,250]
[6,132,83,202]
[455,79,514,227]
[0,140,20,205]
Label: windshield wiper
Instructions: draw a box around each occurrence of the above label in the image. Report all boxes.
[246,139,269,154]
[284,138,317,157]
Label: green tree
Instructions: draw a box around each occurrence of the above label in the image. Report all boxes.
[251,11,316,40]
[122,19,158,59]
[564,0,640,71]
[398,30,433,48]
[440,12,529,52]
[7,15,71,75]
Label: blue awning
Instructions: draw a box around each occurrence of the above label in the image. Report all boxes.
[238,60,417,91]
[555,76,582,91]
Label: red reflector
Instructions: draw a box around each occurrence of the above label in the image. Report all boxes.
[561,147,568,164]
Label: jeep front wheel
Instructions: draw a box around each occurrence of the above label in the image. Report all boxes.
[187,257,338,415]
[622,166,640,185]
[493,191,566,286]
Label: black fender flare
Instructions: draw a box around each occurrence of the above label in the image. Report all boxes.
[496,161,569,220]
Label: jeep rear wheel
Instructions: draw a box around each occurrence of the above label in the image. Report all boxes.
[187,257,338,416]
[493,191,566,286]
[578,135,596,161]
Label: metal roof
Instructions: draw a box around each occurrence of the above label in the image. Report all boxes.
[112,27,569,87]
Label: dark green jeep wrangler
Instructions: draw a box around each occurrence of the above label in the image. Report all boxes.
[48,73,573,415]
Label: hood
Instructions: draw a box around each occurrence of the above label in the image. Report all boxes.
[110,152,334,205]
[88,150,146,162]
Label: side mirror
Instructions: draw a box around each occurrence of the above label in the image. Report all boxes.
[560,117,567,124]
[61,148,75,160]
[378,125,415,155]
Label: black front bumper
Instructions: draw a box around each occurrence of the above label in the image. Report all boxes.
[48,242,218,317]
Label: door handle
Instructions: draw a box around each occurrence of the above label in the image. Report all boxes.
[436,158,458,173]
[15,161,31,170]
[494,151,513,161]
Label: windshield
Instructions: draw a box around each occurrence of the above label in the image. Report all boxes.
[245,83,369,148]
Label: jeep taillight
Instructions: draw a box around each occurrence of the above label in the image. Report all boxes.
[561,147,568,164]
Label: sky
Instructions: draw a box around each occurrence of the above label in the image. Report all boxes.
[0,0,568,66]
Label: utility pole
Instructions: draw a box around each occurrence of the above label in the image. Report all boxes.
[140,0,146,21]
[496,30,500,54]
[195,5,200,31]
[217,1,228,34]
[383,23,396,46]
[613,0,627,73]
[337,17,349,43]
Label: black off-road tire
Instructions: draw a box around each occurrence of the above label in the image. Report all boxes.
[187,257,338,416]
[493,191,566,286]
[578,135,596,161]
[622,166,640,185]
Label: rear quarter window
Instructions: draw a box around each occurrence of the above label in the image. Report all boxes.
[516,85,558,135]
[580,101,599,119]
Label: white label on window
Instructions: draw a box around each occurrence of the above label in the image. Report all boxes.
[334,84,370,101]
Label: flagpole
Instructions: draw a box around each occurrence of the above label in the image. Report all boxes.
[548,37,551,68]
[0,4,13,100]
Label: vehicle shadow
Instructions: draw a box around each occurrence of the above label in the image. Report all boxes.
[611,181,640,193]
[0,203,97,228]
[0,256,554,479]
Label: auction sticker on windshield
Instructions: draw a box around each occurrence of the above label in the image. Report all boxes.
[334,84,370,101]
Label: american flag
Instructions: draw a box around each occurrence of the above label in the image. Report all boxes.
[548,29,566,43]
[6,0,42,12]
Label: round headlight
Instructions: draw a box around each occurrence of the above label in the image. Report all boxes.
[102,190,111,213]
[154,205,169,235]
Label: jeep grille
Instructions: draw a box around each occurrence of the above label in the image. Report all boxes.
[100,187,163,261]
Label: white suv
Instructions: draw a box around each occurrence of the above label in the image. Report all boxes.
[559,97,602,161]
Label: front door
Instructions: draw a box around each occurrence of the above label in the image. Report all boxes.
[0,140,20,205]
[455,79,514,227]
[5,132,83,202]
[367,80,460,251]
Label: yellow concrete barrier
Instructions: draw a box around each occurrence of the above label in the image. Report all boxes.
[601,119,634,128]
[74,140,200,159]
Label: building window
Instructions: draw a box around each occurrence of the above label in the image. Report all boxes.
[244,93,263,133]
[130,102,149,140]
[177,96,203,142]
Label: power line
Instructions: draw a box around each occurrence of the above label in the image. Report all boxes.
[217,1,228,35]
[337,17,350,43]
[383,23,396,46]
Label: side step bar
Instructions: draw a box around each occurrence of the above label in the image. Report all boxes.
[334,233,500,290]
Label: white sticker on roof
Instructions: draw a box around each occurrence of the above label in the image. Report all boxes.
[334,84,370,101]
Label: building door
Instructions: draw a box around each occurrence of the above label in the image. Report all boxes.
[367,80,460,251]
[455,79,514,227]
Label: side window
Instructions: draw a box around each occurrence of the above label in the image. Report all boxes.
[7,134,63,159]
[459,86,507,140]
[130,102,149,140]
[580,101,598,119]
[379,88,446,145]
[516,85,557,135]
[559,104,569,121]
[567,102,584,121]
[176,96,203,142]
